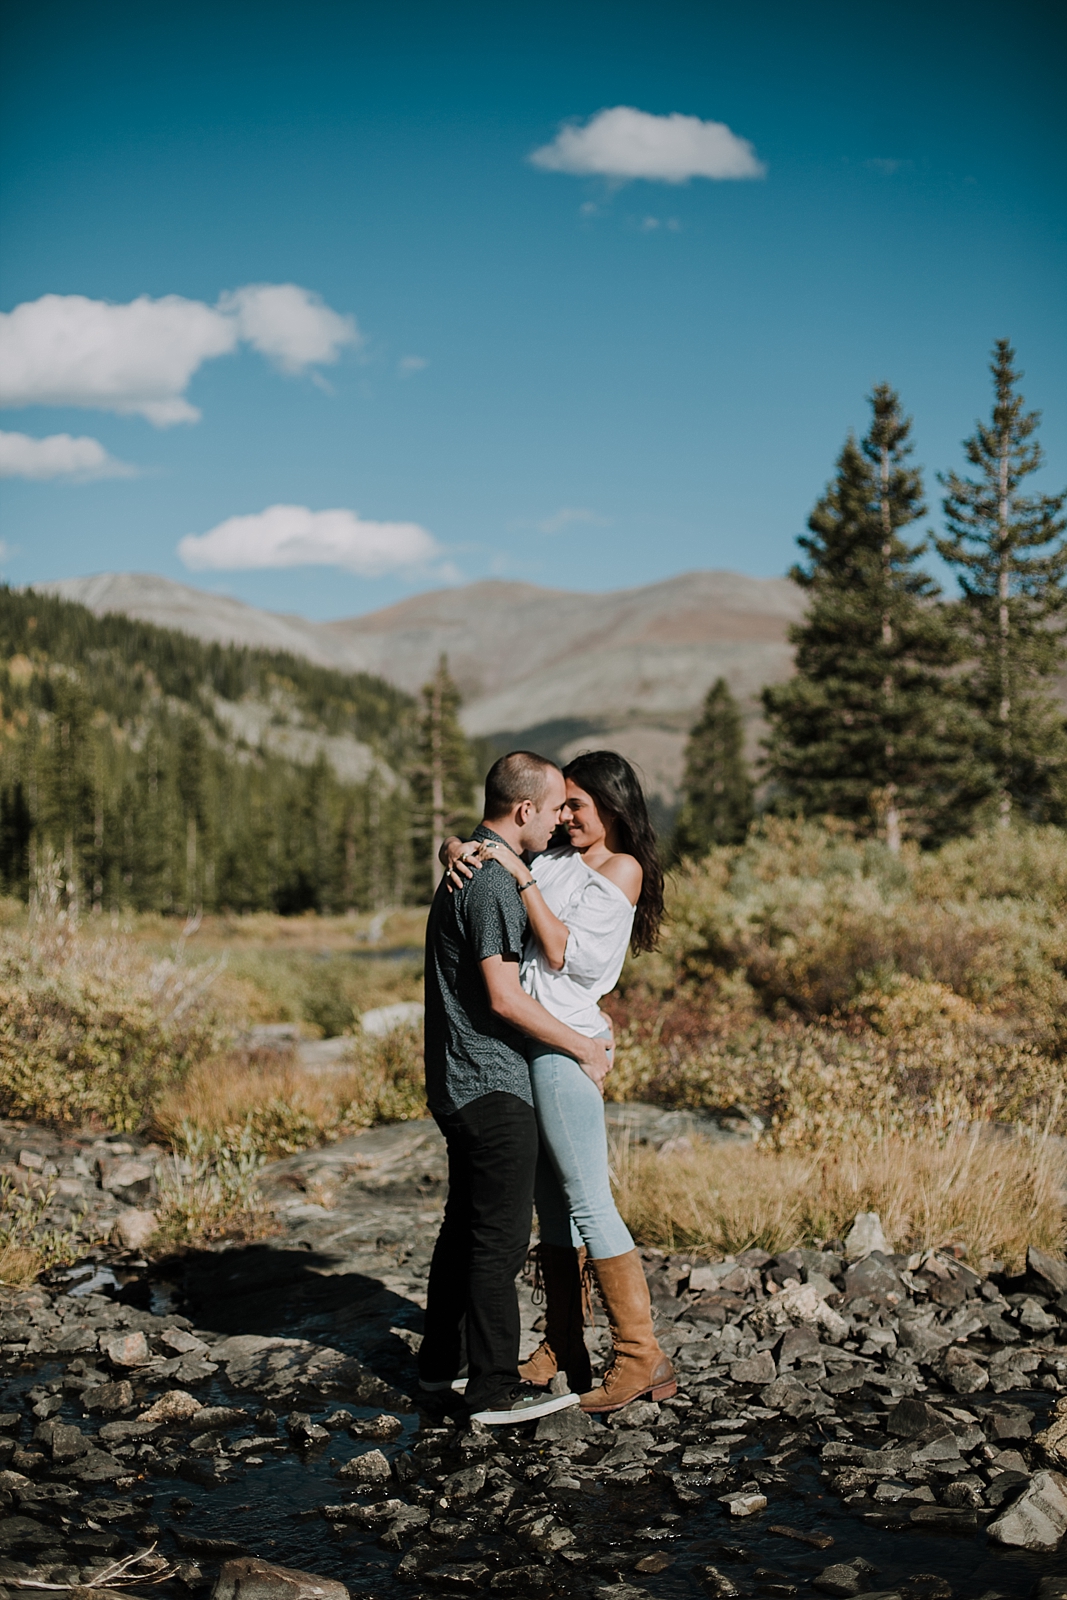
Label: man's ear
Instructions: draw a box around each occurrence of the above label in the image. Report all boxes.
[515,799,533,828]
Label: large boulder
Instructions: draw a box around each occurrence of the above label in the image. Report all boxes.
[212,1559,348,1600]
[987,1470,1067,1550]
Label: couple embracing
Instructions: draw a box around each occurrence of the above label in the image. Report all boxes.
[418,748,676,1425]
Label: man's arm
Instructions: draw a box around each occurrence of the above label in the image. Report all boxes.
[480,954,610,1091]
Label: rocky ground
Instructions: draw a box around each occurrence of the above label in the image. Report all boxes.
[3,1112,1067,1600]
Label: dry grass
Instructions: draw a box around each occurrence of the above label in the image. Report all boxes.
[612,1121,1067,1273]
[153,1028,427,1158]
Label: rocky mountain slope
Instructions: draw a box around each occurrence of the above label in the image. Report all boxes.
[42,572,804,804]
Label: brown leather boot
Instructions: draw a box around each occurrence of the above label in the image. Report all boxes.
[580,1249,677,1412]
[518,1243,592,1392]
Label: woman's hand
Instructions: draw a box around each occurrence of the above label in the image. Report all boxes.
[476,840,530,884]
[443,838,482,892]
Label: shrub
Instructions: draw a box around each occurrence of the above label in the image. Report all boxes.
[606,820,1067,1140]
[0,925,219,1130]
[153,1026,426,1159]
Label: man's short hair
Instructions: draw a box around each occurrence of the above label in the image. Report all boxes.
[484,751,560,819]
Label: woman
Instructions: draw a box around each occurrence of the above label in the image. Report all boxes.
[444,750,675,1413]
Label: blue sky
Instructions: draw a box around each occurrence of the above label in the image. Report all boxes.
[1,0,1064,620]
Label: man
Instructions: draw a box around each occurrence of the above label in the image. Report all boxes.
[419,750,610,1425]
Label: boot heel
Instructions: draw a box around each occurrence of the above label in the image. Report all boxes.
[650,1380,677,1401]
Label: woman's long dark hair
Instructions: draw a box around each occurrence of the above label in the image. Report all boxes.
[562,750,664,954]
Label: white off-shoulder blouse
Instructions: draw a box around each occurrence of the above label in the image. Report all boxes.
[519,846,635,1038]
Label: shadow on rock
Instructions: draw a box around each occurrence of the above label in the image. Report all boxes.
[164,1243,426,1405]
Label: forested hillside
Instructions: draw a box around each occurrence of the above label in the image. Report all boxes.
[0,587,423,914]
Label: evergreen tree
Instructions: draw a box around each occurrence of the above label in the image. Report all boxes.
[0,585,423,915]
[763,385,980,847]
[672,678,754,858]
[935,341,1067,824]
[412,655,477,892]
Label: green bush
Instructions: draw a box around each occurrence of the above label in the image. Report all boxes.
[0,929,218,1130]
[607,820,1067,1144]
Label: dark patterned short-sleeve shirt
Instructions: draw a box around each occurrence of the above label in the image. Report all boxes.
[423,825,533,1116]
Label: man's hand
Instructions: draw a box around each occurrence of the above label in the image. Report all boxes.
[573,1034,611,1095]
[480,955,612,1093]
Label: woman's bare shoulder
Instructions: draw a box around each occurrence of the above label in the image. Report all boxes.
[593,852,642,905]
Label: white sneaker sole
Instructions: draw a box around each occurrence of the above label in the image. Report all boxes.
[469,1390,580,1425]
[418,1378,468,1394]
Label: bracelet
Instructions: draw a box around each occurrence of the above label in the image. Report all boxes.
[517,879,537,894]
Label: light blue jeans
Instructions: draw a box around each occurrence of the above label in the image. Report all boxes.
[529,1041,635,1260]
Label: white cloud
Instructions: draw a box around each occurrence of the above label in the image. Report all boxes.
[398,355,428,375]
[218,284,358,374]
[0,284,359,426]
[0,429,136,481]
[537,507,611,535]
[178,504,442,576]
[530,106,765,184]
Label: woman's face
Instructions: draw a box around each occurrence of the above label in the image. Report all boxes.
[560,780,608,851]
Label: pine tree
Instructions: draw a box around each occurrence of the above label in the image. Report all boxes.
[763,385,980,847]
[935,341,1067,825]
[412,656,477,891]
[672,678,754,858]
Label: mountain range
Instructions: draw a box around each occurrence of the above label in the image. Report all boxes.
[40,570,806,804]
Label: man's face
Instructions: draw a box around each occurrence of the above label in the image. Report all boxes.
[519,769,567,854]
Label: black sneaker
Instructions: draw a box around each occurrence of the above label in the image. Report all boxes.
[469,1383,580,1426]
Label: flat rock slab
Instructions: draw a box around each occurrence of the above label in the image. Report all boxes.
[213,1557,349,1600]
[987,1468,1067,1548]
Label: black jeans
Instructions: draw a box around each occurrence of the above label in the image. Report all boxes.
[419,1091,538,1412]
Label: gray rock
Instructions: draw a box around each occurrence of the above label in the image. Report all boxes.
[442,1464,486,1505]
[64,1446,125,1483]
[50,1424,90,1464]
[942,1351,989,1395]
[212,1557,349,1600]
[987,1469,1067,1548]
[0,1516,55,1552]
[813,1560,876,1597]
[103,1331,150,1367]
[336,1447,390,1484]
[1029,1247,1067,1296]
[844,1212,889,1260]
[348,1413,402,1441]
[912,1432,964,1463]
[378,1506,431,1549]
[111,1208,158,1250]
[985,1469,1031,1508]
[987,1404,1032,1442]
[776,1326,822,1368]
[700,1567,742,1597]
[425,1563,491,1592]
[604,1399,660,1429]
[718,1490,766,1517]
[730,1350,776,1385]
[896,1320,954,1359]
[533,1404,592,1442]
[489,1568,553,1595]
[844,1254,901,1302]
[82,1381,134,1414]
[908,1504,979,1532]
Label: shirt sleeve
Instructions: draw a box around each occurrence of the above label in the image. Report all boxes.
[462,865,527,963]
[560,877,633,984]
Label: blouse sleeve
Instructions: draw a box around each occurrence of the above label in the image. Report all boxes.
[560,876,633,984]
